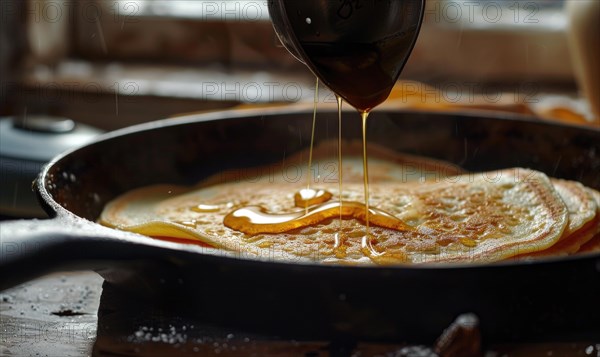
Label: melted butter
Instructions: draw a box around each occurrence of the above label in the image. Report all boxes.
[294,188,333,207]
[223,199,414,235]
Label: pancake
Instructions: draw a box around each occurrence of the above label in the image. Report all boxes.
[513,180,598,258]
[578,188,600,253]
[580,232,600,253]
[100,167,569,264]
[514,219,598,258]
[551,179,597,237]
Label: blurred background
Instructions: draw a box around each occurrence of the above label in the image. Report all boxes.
[1,0,598,131]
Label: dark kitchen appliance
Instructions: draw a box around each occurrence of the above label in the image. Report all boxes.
[0,115,102,217]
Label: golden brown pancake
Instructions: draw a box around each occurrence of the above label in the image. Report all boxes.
[552,180,597,237]
[515,219,598,258]
[580,232,600,253]
[513,180,598,258]
[578,188,600,253]
[100,166,569,264]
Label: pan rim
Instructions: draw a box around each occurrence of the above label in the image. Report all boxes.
[35,108,600,271]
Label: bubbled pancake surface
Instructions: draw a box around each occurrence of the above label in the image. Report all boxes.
[100,163,569,264]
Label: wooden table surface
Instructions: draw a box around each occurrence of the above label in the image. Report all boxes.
[1,271,598,357]
[0,272,102,357]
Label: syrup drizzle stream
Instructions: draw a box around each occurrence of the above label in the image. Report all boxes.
[219,98,392,259]
[305,77,319,214]
[360,110,377,255]
[336,96,344,253]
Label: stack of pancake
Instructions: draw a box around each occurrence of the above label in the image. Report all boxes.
[100,143,600,265]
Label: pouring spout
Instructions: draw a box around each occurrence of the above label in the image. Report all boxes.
[267,0,426,112]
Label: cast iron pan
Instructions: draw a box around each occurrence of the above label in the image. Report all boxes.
[1,108,599,344]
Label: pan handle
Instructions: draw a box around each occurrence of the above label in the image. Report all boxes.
[0,216,165,291]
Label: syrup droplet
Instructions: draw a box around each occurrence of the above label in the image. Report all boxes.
[361,234,382,257]
[361,233,410,263]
